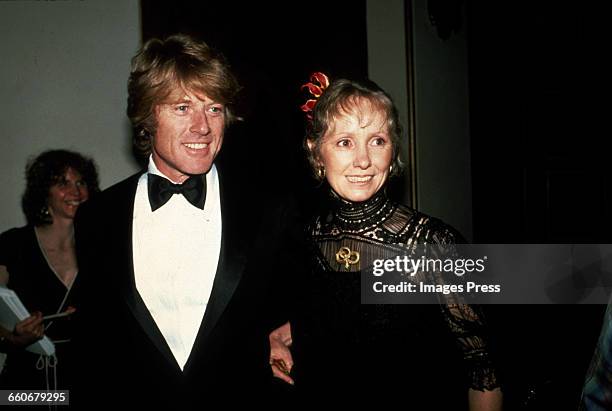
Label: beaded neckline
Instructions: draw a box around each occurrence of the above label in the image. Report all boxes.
[327,188,395,232]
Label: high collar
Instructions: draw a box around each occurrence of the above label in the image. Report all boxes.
[328,187,394,231]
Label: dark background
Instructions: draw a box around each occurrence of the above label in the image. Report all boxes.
[467,3,608,409]
[141,1,609,409]
[142,0,369,205]
[468,2,609,244]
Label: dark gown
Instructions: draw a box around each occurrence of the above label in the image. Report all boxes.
[0,226,76,391]
[291,189,499,408]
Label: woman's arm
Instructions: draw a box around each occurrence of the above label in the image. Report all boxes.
[440,303,503,410]
[469,387,503,411]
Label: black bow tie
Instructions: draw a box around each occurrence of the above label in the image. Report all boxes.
[147,173,206,211]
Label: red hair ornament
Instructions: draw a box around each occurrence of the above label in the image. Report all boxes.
[300,72,330,121]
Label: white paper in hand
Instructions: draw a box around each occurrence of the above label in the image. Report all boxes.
[0,287,56,356]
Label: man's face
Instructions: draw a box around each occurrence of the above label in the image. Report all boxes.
[151,89,225,183]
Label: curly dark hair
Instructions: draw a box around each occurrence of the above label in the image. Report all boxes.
[21,150,100,226]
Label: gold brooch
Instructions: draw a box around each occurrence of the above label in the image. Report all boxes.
[335,246,360,270]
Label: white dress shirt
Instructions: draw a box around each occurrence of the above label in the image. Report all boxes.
[132,158,222,370]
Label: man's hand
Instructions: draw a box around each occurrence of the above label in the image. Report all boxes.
[269,321,294,385]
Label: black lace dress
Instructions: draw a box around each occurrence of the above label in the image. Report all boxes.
[291,189,499,407]
[0,226,76,392]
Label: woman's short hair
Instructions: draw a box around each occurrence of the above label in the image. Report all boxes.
[127,33,241,158]
[306,78,404,179]
[22,149,100,226]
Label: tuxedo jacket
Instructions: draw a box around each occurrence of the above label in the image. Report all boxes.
[71,157,303,408]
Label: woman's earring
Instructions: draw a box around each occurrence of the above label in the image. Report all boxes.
[39,205,51,222]
[317,167,326,180]
[41,205,50,217]
[389,164,394,174]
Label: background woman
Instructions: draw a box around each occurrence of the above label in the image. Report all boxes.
[0,149,99,391]
[270,76,502,409]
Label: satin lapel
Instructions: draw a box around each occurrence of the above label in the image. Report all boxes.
[184,164,247,370]
[113,173,181,372]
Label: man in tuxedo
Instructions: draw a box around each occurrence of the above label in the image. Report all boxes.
[72,34,299,408]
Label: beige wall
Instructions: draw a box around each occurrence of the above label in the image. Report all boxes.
[367,0,472,240]
[0,0,141,230]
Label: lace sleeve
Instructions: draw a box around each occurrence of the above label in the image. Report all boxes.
[425,218,500,391]
[440,303,499,390]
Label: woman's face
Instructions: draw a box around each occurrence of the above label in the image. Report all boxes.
[47,167,89,222]
[315,100,393,202]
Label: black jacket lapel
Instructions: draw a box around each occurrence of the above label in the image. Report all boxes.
[112,172,181,372]
[184,162,248,372]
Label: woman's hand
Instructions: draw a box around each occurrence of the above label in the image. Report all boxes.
[269,321,294,385]
[8,312,45,347]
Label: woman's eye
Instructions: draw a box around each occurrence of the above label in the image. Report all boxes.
[176,105,188,112]
[372,137,387,146]
[337,139,351,147]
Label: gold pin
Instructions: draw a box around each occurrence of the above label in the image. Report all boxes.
[335,246,360,269]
